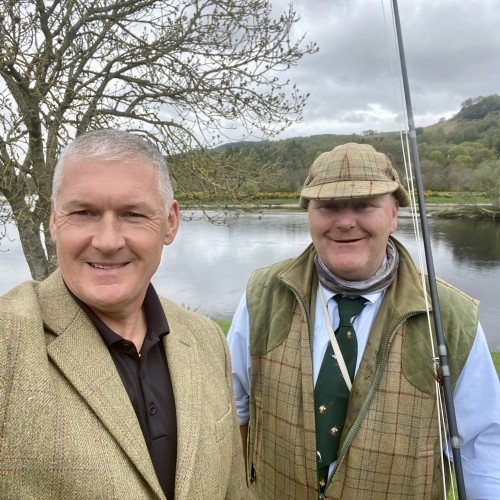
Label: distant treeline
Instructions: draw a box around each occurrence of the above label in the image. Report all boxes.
[172,94,500,209]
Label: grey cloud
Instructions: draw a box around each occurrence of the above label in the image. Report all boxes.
[267,0,500,138]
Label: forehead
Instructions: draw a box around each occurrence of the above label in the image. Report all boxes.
[58,157,161,202]
[61,157,158,183]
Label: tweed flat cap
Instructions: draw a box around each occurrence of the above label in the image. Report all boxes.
[299,143,410,208]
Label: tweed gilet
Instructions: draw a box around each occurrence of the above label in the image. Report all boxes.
[246,238,478,499]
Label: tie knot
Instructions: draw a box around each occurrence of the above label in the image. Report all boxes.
[334,295,367,327]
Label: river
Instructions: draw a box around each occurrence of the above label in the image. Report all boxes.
[1,209,499,351]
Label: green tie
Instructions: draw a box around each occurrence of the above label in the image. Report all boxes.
[315,295,367,491]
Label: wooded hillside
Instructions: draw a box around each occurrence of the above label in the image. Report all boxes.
[173,94,500,209]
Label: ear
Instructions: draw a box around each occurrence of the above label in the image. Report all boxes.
[390,199,400,233]
[164,200,180,245]
[49,200,58,244]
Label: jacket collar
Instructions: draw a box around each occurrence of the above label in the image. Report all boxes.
[278,243,318,304]
[278,237,428,316]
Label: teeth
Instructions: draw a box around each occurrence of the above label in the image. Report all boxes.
[91,263,124,270]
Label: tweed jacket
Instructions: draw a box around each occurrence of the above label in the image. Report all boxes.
[245,238,478,499]
[0,270,247,500]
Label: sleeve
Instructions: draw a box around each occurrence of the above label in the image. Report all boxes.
[226,292,251,426]
[0,304,24,427]
[452,323,500,498]
[215,319,250,500]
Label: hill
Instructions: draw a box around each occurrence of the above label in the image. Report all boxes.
[236,95,500,191]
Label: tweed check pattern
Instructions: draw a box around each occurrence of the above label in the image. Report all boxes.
[246,241,478,499]
[315,296,366,491]
[299,143,410,208]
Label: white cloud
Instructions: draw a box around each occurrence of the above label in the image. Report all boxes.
[264,0,500,139]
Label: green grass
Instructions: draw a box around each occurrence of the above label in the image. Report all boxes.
[179,198,299,207]
[492,352,500,377]
[214,319,231,335]
[251,198,298,205]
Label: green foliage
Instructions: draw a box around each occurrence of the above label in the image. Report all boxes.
[463,125,480,141]
[447,145,468,158]
[456,94,500,120]
[467,160,500,210]
[428,150,445,163]
[453,155,475,167]
[205,95,500,204]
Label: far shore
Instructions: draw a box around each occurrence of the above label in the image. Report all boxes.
[179,201,499,220]
[2,193,498,219]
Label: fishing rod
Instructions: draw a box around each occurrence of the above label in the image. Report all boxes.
[391,1,467,498]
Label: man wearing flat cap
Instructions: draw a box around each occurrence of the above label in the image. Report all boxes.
[228,143,500,499]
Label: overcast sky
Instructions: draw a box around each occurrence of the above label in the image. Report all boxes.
[265,0,500,139]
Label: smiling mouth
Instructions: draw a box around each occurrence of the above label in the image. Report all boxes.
[89,263,127,270]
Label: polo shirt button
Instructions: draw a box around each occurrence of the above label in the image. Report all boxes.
[149,404,157,415]
[122,342,134,353]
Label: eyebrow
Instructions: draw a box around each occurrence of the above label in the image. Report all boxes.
[61,200,156,212]
[60,199,92,210]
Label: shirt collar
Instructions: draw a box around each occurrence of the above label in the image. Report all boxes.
[66,282,170,347]
[320,284,383,305]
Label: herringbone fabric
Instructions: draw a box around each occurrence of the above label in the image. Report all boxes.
[0,270,248,500]
[315,296,366,490]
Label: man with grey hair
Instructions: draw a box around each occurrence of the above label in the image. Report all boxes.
[228,143,500,498]
[0,129,247,499]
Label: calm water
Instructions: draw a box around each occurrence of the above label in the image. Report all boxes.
[1,210,499,351]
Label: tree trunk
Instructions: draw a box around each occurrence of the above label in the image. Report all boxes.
[14,215,50,281]
[8,193,51,281]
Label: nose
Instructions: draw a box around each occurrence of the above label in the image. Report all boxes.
[335,208,356,229]
[92,214,125,253]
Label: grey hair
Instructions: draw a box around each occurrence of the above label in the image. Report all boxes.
[51,129,174,211]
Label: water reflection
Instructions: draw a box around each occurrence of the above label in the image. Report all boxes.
[430,218,500,267]
[1,210,499,350]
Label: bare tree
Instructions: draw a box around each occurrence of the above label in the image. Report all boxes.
[0,0,317,280]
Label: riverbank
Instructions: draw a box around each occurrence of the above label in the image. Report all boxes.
[179,199,499,219]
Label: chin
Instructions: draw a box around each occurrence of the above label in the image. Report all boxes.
[328,261,361,278]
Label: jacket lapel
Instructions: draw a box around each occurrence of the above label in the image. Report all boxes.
[40,271,164,498]
[161,307,201,499]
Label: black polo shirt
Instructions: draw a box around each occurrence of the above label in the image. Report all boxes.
[71,284,177,499]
